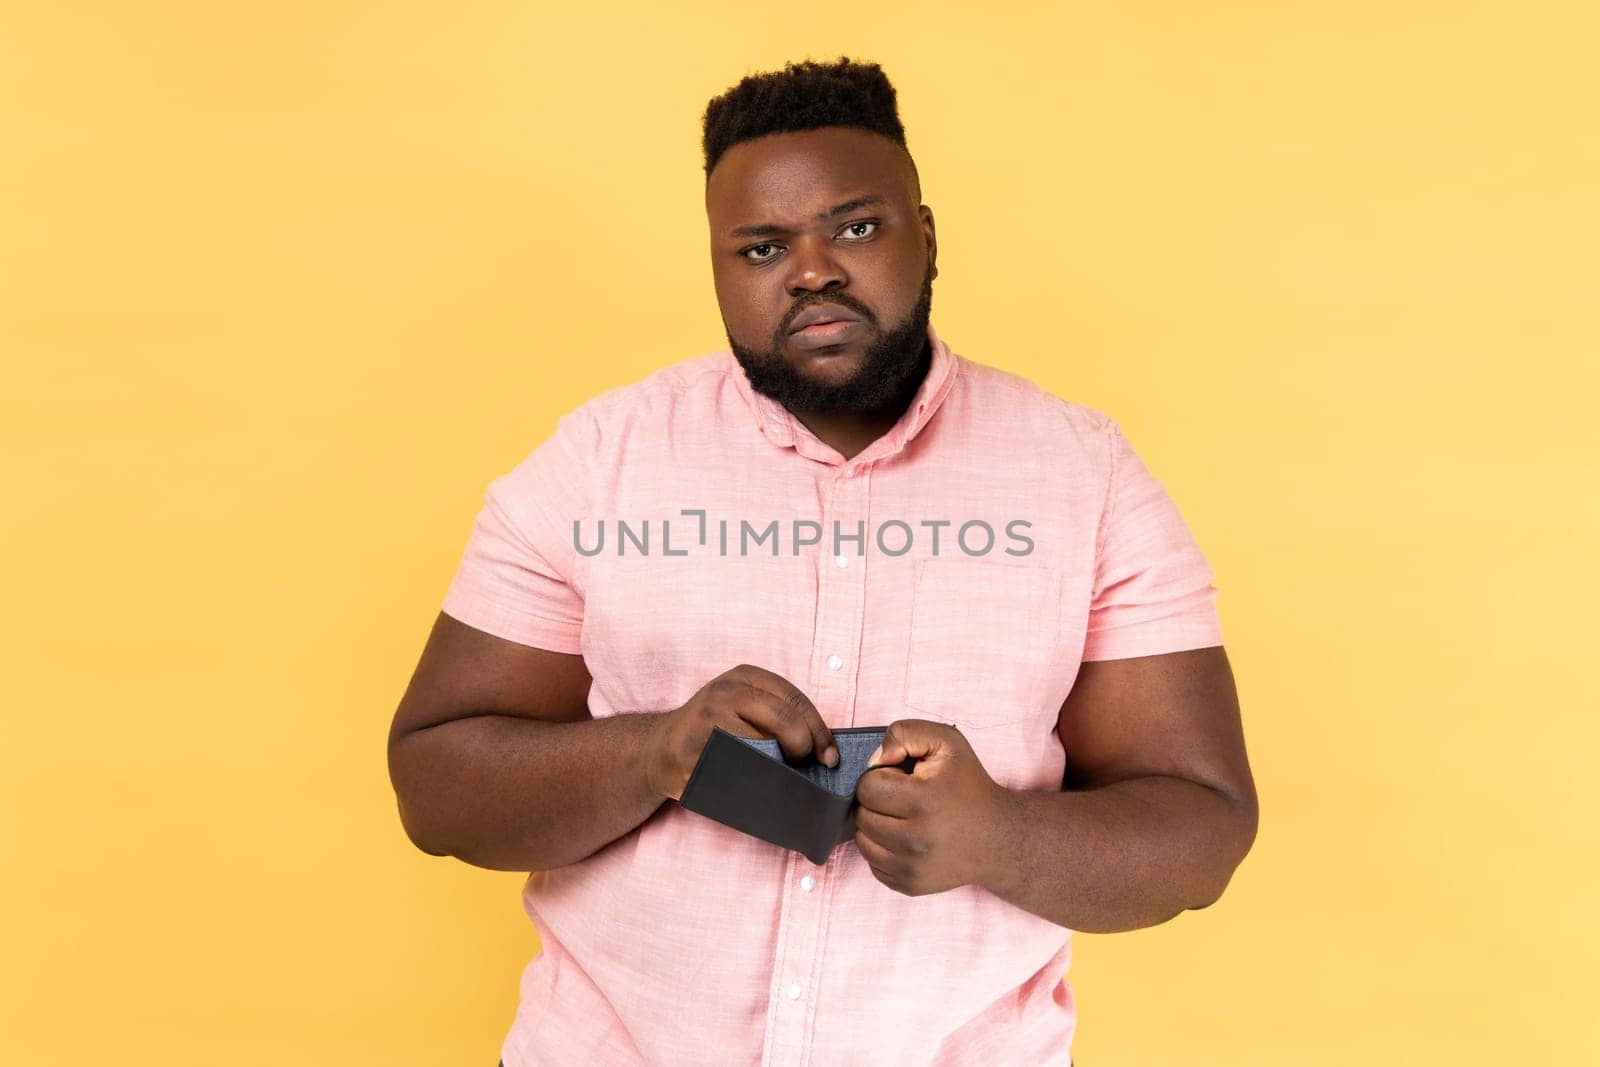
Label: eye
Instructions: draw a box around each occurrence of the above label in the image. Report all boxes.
[742,243,781,262]
[839,220,878,240]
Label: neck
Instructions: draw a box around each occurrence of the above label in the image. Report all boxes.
[790,408,903,462]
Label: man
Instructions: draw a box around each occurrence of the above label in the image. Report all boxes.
[388,57,1257,1066]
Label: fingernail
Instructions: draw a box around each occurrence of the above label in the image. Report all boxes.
[823,745,838,766]
[865,745,882,769]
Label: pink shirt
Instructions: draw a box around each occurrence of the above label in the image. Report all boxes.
[440,323,1223,1066]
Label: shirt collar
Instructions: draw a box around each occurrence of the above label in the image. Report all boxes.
[728,321,959,466]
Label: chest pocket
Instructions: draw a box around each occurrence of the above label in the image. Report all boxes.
[901,559,1062,731]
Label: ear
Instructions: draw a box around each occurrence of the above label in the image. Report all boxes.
[919,204,938,281]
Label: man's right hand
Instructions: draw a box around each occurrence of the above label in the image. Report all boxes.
[647,664,837,802]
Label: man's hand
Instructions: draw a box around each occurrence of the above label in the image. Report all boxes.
[648,664,838,802]
[852,719,1010,897]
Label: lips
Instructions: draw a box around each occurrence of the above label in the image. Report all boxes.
[787,303,864,334]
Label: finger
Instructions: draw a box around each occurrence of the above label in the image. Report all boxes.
[854,825,902,883]
[730,665,836,766]
[736,666,834,762]
[729,682,831,766]
[853,805,911,845]
[865,720,945,769]
[855,768,918,818]
[727,686,815,759]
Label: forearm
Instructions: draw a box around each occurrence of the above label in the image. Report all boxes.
[977,776,1256,934]
[389,712,666,872]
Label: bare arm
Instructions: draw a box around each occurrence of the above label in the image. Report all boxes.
[386,612,840,873]
[978,646,1258,933]
[386,611,666,872]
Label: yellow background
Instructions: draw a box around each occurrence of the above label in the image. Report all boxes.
[3,2,1595,1064]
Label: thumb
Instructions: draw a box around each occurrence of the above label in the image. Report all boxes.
[865,722,938,769]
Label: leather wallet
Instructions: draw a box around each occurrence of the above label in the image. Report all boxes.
[677,725,917,865]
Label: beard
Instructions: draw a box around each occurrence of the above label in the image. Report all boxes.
[727,261,934,416]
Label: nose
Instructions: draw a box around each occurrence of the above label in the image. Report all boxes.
[784,235,848,297]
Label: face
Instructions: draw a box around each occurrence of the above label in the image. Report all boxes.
[705,126,938,415]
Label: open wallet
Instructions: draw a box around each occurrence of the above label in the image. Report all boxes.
[676,725,918,865]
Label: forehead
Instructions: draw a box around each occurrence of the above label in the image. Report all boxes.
[705,126,917,228]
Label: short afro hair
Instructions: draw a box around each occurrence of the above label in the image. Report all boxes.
[701,57,911,179]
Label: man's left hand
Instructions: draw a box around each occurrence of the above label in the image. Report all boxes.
[852,719,1011,897]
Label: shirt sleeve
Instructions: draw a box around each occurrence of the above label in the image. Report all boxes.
[1080,419,1224,661]
[438,408,592,654]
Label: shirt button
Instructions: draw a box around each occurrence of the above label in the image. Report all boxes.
[835,554,850,569]
[843,465,855,478]
[786,983,802,1001]
[827,654,843,671]
[801,875,815,892]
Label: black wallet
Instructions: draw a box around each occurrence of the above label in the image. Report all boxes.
[676,725,917,865]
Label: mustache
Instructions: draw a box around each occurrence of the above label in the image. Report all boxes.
[778,293,877,334]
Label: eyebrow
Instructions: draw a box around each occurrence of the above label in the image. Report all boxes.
[728,196,888,239]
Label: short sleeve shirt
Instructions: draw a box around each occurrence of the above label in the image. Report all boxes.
[440,323,1223,1066]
